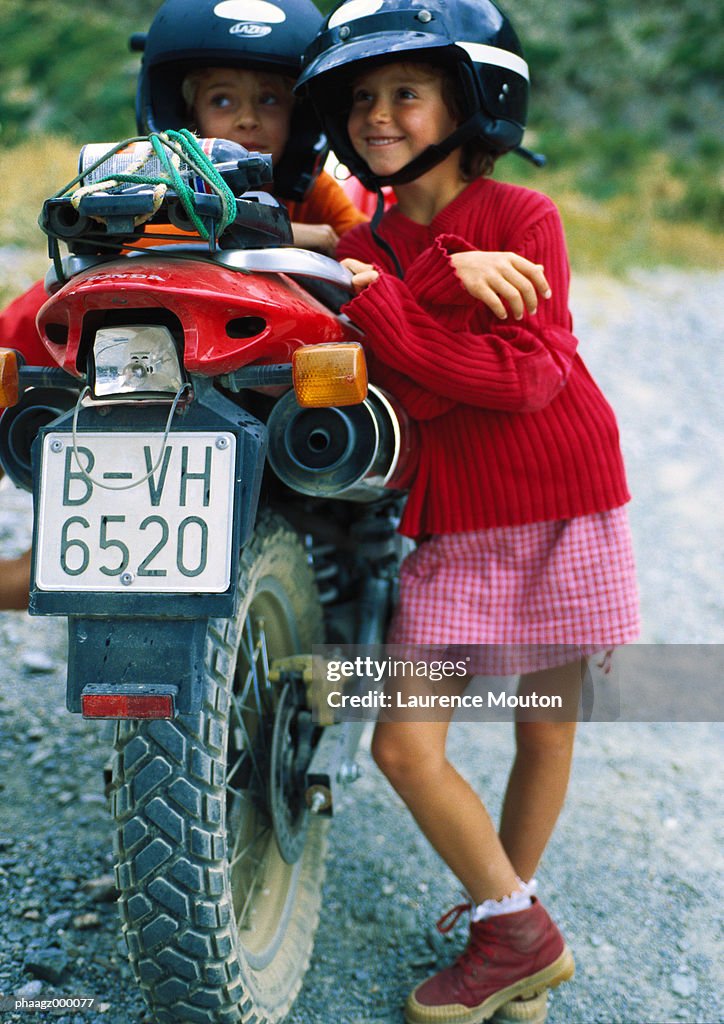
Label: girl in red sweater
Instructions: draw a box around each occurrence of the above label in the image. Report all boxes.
[299,2,639,1022]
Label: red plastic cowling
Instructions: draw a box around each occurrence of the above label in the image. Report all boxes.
[36,256,358,377]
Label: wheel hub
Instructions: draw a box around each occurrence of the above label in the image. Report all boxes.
[269,681,315,864]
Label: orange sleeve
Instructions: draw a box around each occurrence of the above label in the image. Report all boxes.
[286,172,368,235]
[129,173,368,247]
[129,223,199,249]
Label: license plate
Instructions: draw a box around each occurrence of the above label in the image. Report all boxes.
[35,431,236,592]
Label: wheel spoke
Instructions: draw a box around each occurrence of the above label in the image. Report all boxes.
[229,690,263,788]
[230,825,271,873]
[234,826,273,930]
[225,749,249,788]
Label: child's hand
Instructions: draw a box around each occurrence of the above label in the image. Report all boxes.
[291,222,340,256]
[340,258,379,295]
[449,251,552,320]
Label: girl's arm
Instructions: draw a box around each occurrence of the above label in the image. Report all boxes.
[338,215,578,414]
[344,248,551,323]
[291,221,340,256]
[288,172,368,255]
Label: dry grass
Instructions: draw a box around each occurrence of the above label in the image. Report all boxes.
[500,151,723,275]
[547,186,723,275]
[0,136,79,306]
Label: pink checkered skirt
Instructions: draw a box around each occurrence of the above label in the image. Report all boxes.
[387,506,640,675]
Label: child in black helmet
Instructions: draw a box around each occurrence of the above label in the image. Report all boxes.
[137,0,368,254]
[299,2,639,1022]
[0,0,369,608]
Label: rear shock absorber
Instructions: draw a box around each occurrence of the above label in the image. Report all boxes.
[304,537,340,605]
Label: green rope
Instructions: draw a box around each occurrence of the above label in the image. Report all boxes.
[148,132,208,237]
[45,131,239,243]
[167,129,237,229]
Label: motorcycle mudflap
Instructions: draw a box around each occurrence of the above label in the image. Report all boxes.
[28,381,267,714]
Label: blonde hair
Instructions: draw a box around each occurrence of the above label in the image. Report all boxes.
[181,67,295,117]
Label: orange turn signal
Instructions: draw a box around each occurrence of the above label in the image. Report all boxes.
[0,348,20,409]
[292,343,368,408]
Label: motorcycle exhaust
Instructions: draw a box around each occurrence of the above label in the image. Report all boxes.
[266,385,417,502]
[0,386,78,491]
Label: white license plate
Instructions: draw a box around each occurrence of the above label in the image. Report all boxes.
[35,431,236,592]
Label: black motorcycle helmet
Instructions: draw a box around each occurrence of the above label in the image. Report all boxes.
[135,0,328,202]
[296,0,529,189]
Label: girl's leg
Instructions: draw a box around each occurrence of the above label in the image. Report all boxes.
[372,679,519,904]
[379,671,577,1023]
[498,658,583,882]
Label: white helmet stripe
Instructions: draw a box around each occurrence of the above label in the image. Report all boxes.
[455,41,529,81]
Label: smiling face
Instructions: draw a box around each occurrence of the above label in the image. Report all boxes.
[189,67,295,164]
[347,61,460,179]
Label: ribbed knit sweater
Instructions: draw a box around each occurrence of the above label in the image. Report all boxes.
[336,176,630,539]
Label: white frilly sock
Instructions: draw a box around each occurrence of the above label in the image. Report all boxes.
[470,876,539,922]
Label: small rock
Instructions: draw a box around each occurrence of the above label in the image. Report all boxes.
[28,745,55,767]
[15,979,43,999]
[73,912,102,930]
[410,953,437,968]
[21,650,56,673]
[81,874,119,903]
[22,910,41,921]
[57,791,76,806]
[24,946,69,983]
[46,910,73,930]
[671,973,698,998]
[589,933,604,947]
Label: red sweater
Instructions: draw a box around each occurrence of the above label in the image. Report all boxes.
[336,177,630,539]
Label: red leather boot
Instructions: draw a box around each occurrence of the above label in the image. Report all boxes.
[405,898,574,1024]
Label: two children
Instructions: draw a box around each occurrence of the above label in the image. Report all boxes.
[298,1,639,1021]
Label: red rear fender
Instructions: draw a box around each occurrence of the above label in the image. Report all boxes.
[36,256,358,376]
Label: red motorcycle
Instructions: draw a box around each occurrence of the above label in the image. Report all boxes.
[0,135,415,1024]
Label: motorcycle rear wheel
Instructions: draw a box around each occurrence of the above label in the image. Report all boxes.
[111,513,326,1024]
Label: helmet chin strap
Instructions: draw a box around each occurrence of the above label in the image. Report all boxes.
[363,112,485,278]
[370,188,404,278]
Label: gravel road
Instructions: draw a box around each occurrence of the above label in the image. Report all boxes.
[0,269,722,1024]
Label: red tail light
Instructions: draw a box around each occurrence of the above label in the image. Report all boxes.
[81,692,175,719]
